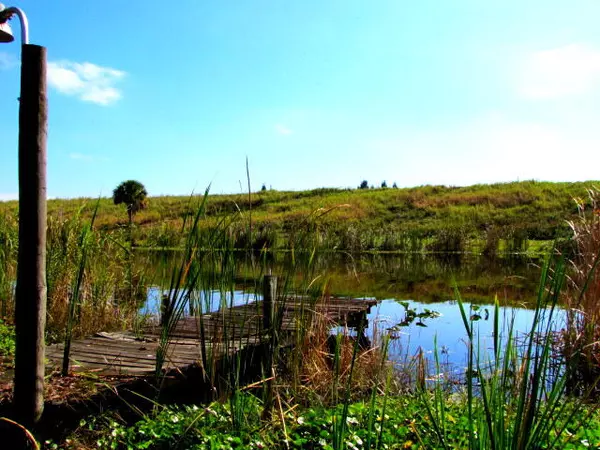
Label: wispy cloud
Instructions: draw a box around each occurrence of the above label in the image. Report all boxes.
[0,51,18,70]
[47,61,126,106]
[69,152,108,162]
[275,124,293,135]
[519,43,600,99]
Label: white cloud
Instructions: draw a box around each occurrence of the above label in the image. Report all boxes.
[519,44,600,99]
[47,61,126,105]
[0,51,17,70]
[275,124,293,135]
[0,193,18,201]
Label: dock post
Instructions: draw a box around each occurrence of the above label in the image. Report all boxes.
[262,275,277,332]
[160,294,169,326]
[261,274,277,420]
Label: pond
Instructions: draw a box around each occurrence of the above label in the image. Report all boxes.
[365,298,565,380]
[140,252,559,379]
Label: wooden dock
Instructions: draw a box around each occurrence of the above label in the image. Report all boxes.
[45,296,378,376]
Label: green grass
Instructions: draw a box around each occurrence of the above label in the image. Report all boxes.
[57,392,600,449]
[0,180,596,253]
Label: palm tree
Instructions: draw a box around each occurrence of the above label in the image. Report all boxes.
[112,180,148,225]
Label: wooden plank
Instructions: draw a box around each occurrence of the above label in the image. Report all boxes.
[63,346,199,364]
[47,342,201,361]
[48,352,189,372]
[46,348,199,367]
[50,355,157,371]
[44,295,378,377]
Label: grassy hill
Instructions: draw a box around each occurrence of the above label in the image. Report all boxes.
[1,180,598,253]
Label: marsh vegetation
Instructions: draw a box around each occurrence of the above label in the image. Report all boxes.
[1,182,600,448]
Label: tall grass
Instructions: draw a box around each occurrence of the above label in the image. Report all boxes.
[154,189,213,377]
[562,188,600,394]
[0,203,151,347]
[147,186,397,443]
[62,201,99,375]
[0,213,17,319]
[420,255,594,449]
[44,207,150,345]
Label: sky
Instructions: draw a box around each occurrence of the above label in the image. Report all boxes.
[1,1,600,199]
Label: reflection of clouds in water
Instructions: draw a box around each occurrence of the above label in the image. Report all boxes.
[365,300,565,377]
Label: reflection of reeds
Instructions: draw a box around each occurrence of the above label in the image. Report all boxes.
[563,189,600,394]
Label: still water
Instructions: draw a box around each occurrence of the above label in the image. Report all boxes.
[366,299,564,378]
[141,253,559,376]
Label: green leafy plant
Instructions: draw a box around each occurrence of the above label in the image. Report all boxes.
[0,318,15,358]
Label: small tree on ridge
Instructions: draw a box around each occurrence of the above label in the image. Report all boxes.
[113,180,148,225]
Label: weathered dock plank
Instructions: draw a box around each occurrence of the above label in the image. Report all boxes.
[45,296,377,376]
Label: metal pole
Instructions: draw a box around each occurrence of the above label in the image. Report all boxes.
[1,6,28,43]
[13,43,48,425]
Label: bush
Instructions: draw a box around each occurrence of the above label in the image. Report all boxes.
[0,319,15,358]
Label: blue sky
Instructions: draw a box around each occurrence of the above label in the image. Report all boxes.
[1,0,600,199]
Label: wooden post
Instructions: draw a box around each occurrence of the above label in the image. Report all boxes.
[261,275,277,420]
[160,294,169,326]
[13,44,48,425]
[262,275,277,332]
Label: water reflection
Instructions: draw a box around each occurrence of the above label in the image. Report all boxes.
[142,288,259,316]
[140,251,553,380]
[140,251,544,306]
[367,299,565,378]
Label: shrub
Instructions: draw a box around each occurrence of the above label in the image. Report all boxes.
[0,319,15,358]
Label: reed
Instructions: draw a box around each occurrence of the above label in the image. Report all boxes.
[562,188,600,395]
[43,207,149,345]
[0,212,17,319]
[62,200,99,375]
[420,255,594,449]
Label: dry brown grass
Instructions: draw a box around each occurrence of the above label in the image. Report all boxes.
[562,188,600,392]
[290,306,392,406]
